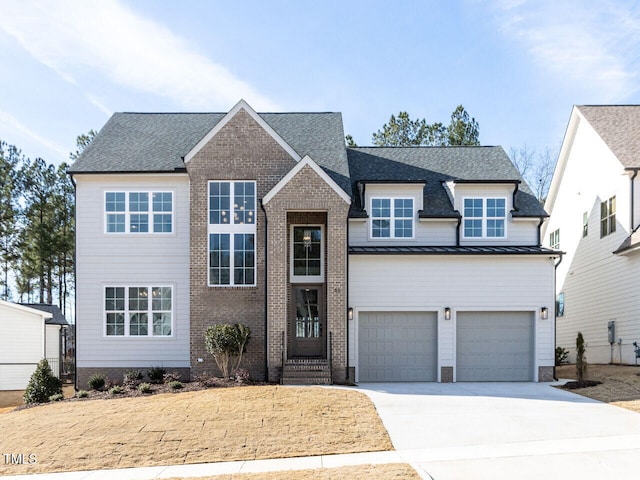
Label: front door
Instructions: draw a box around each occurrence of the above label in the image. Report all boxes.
[291,286,325,357]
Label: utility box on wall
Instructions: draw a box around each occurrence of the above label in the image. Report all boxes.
[608,321,616,344]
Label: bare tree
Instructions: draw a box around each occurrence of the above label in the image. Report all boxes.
[510,145,557,204]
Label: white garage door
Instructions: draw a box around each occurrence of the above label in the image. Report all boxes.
[456,311,534,382]
[359,311,437,382]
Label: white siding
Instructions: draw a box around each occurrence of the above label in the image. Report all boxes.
[348,254,556,380]
[0,303,45,390]
[544,115,639,364]
[349,219,457,246]
[74,174,190,368]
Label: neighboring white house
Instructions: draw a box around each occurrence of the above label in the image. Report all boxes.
[0,301,68,390]
[544,105,640,364]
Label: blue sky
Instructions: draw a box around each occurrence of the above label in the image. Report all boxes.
[1,0,640,166]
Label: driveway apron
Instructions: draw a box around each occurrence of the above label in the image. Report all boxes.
[357,382,640,480]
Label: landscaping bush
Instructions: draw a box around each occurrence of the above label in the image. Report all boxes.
[23,359,63,404]
[109,385,124,395]
[163,371,182,383]
[234,368,251,384]
[123,370,143,387]
[193,373,217,387]
[204,323,251,378]
[88,373,106,391]
[138,382,153,394]
[49,393,64,402]
[76,390,89,398]
[168,380,183,390]
[555,346,569,366]
[147,366,167,384]
[576,331,588,386]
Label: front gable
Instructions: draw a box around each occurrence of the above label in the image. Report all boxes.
[184,100,301,164]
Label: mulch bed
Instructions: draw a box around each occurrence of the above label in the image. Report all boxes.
[560,380,603,389]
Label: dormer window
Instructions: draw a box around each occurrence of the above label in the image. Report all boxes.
[463,197,507,238]
[370,197,414,239]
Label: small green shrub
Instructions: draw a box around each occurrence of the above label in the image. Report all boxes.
[168,380,183,390]
[23,359,63,404]
[109,385,124,395]
[138,382,153,394]
[88,373,106,391]
[204,323,251,378]
[76,390,89,398]
[123,370,143,387]
[49,393,64,402]
[147,366,167,384]
[555,346,569,366]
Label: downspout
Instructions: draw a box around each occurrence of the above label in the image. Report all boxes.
[260,199,269,382]
[69,172,78,391]
[537,217,545,247]
[512,182,520,212]
[346,217,350,383]
[455,215,462,246]
[630,170,638,231]
[553,252,564,381]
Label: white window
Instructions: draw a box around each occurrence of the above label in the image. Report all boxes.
[105,191,173,234]
[549,229,560,250]
[600,196,616,238]
[105,286,172,336]
[370,197,414,238]
[290,225,324,283]
[208,181,256,286]
[463,197,507,238]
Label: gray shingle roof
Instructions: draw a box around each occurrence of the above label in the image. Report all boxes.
[20,303,69,325]
[347,146,546,218]
[578,105,640,168]
[68,111,351,193]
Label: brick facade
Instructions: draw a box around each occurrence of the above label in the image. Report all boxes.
[187,110,298,381]
[263,164,350,383]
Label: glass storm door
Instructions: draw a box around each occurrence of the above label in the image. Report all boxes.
[291,286,325,357]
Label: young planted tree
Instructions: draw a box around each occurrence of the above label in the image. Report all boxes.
[204,323,251,378]
[576,331,587,386]
[23,358,63,403]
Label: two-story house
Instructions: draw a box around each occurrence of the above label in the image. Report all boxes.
[544,105,640,365]
[70,100,558,387]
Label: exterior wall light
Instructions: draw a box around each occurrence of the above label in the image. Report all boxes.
[348,307,354,320]
[541,307,548,319]
[444,307,451,320]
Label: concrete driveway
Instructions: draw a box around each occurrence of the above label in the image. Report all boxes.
[357,382,640,480]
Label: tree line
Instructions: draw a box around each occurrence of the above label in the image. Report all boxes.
[0,132,95,315]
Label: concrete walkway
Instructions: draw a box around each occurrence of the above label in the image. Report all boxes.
[5,382,640,479]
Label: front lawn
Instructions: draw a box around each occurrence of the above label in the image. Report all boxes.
[0,386,392,475]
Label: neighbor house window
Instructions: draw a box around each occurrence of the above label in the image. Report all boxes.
[549,229,560,250]
[583,211,588,238]
[291,226,324,282]
[105,191,173,233]
[370,197,414,238]
[556,292,565,317]
[463,197,507,238]
[105,286,172,336]
[600,196,616,237]
[208,181,256,286]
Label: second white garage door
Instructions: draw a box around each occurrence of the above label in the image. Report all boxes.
[358,311,437,382]
[456,311,534,382]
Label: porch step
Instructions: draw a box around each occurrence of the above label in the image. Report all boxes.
[281,359,332,385]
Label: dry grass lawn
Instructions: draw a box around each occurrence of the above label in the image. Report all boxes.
[0,386,75,414]
[556,364,640,412]
[164,463,421,480]
[0,386,392,475]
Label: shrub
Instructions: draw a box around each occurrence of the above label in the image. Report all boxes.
[576,332,588,385]
[49,393,64,402]
[168,380,183,390]
[138,382,153,394]
[109,385,124,395]
[147,366,167,384]
[88,373,106,391]
[23,359,63,404]
[123,370,143,387]
[204,323,251,378]
[555,346,569,366]
[193,373,217,388]
[76,390,89,398]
